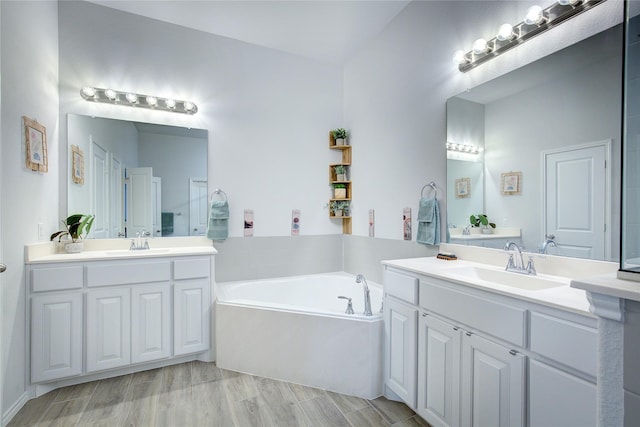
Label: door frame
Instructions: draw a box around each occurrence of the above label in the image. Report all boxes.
[541,139,612,260]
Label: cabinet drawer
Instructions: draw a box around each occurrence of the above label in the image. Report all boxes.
[174,257,210,280]
[384,268,419,305]
[86,260,171,287]
[32,265,83,292]
[530,312,596,377]
[420,280,526,347]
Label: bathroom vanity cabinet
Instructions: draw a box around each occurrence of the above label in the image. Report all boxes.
[28,255,212,385]
[383,262,597,427]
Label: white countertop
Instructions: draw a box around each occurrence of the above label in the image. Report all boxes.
[448,227,520,240]
[571,272,640,303]
[25,236,217,264]
[382,256,593,316]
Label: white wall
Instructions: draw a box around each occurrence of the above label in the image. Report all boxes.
[58,1,344,238]
[343,0,622,240]
[1,1,59,421]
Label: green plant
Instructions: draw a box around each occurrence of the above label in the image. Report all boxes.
[333,183,346,189]
[332,128,348,139]
[330,200,349,214]
[50,214,95,242]
[334,165,346,175]
[469,214,496,229]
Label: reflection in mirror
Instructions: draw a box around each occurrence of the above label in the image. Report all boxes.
[67,114,208,238]
[446,25,622,261]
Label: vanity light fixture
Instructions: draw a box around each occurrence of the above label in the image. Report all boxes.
[454,0,606,73]
[80,86,198,114]
[446,142,481,155]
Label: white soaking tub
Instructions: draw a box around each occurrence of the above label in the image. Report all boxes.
[215,272,383,399]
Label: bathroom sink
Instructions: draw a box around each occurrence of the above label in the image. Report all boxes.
[105,248,172,256]
[446,266,567,291]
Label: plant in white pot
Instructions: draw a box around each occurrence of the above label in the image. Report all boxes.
[333,183,347,199]
[50,213,95,253]
[331,128,348,146]
[334,164,347,181]
[330,200,349,217]
[469,214,496,234]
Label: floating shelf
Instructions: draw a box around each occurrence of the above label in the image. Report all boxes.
[328,131,352,234]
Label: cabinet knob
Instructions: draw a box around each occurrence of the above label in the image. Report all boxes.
[422,313,428,317]
[453,327,459,331]
[465,331,472,337]
[509,349,518,356]
[0,263,5,273]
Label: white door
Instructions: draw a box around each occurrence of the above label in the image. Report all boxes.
[110,155,124,238]
[131,284,170,363]
[417,313,461,427]
[174,279,210,356]
[86,288,131,372]
[189,178,208,236]
[126,167,153,238]
[31,293,83,382]
[152,177,162,237]
[384,296,418,408]
[91,139,109,238]
[461,333,525,427]
[544,142,609,260]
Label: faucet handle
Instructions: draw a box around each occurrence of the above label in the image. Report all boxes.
[338,296,354,315]
[505,253,516,270]
[526,256,537,275]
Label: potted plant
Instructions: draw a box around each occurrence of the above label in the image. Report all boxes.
[50,213,95,253]
[334,165,347,181]
[469,214,496,234]
[331,128,348,146]
[330,200,349,217]
[333,183,347,199]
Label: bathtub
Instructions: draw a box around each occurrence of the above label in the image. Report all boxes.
[215,272,383,399]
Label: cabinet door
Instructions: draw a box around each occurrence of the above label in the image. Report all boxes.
[131,284,171,363]
[31,293,83,382]
[529,359,596,427]
[417,313,461,427]
[461,333,525,427]
[86,288,131,372]
[174,279,210,356]
[384,296,418,407]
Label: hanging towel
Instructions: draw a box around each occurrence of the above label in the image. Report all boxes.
[161,212,174,235]
[417,197,441,245]
[206,200,229,241]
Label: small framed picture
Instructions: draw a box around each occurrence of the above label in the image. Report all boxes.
[501,171,522,195]
[455,177,471,198]
[71,145,84,185]
[23,116,48,172]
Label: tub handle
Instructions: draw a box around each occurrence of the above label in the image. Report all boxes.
[338,296,355,315]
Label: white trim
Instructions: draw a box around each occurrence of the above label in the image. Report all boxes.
[2,391,29,427]
[541,139,612,260]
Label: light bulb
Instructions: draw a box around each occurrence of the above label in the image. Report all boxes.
[81,86,96,97]
[497,23,515,41]
[146,96,157,106]
[524,5,545,25]
[125,93,138,103]
[104,89,117,100]
[452,50,468,64]
[184,101,195,112]
[472,38,490,55]
[165,99,176,109]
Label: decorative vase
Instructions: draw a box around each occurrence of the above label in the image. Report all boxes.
[335,138,345,146]
[336,173,347,182]
[334,188,347,199]
[64,241,84,253]
[334,210,343,217]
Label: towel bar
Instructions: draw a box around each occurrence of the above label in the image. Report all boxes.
[211,188,228,202]
[421,181,438,199]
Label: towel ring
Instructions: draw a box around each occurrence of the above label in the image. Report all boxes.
[421,181,438,199]
[211,188,228,202]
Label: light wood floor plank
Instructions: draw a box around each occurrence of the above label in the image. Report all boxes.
[35,396,89,427]
[345,406,391,427]
[299,394,351,427]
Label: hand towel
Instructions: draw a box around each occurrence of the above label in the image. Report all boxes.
[417,197,440,245]
[206,200,229,240]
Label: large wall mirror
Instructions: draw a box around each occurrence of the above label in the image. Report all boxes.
[67,114,208,238]
[446,24,622,261]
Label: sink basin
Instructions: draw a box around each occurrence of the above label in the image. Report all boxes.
[447,266,567,291]
[105,248,171,256]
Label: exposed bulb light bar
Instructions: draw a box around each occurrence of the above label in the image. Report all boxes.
[453,0,605,73]
[446,142,481,155]
[80,87,198,114]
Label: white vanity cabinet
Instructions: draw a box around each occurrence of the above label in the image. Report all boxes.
[28,254,213,385]
[383,263,596,427]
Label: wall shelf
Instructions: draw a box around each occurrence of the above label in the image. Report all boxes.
[328,131,352,234]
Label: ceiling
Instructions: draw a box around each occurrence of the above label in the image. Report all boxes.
[86,0,411,64]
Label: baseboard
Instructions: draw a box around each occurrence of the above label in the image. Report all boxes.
[2,391,29,427]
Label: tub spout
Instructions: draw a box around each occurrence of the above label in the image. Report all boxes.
[355,274,373,316]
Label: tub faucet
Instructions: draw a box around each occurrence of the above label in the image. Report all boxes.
[355,274,373,316]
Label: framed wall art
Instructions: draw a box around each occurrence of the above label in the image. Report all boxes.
[71,144,84,185]
[501,171,522,195]
[455,177,471,198]
[23,116,48,172]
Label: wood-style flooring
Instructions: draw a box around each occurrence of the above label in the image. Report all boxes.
[8,361,430,427]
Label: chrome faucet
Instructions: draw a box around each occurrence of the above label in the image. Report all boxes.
[462,225,471,236]
[539,238,557,254]
[355,274,373,316]
[504,241,536,275]
[130,231,150,251]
